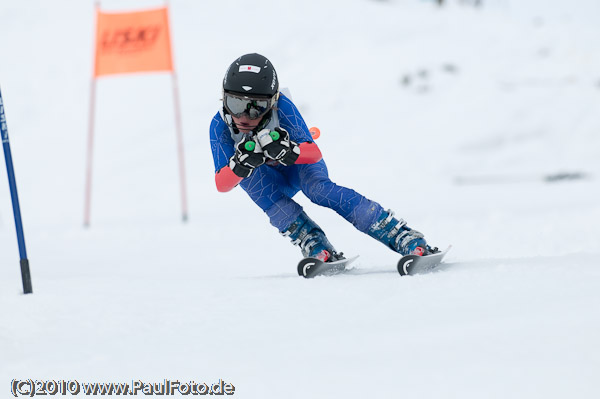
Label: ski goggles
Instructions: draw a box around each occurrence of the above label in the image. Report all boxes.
[223,92,276,120]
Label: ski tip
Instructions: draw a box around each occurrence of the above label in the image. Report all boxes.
[345,254,360,263]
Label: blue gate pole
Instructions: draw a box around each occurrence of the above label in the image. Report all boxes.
[0,87,32,294]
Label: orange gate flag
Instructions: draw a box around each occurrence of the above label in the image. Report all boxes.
[94,7,173,77]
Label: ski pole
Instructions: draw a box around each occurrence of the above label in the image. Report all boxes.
[0,87,33,294]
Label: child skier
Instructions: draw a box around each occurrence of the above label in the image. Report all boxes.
[210,53,435,262]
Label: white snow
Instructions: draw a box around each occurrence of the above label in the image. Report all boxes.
[1,0,599,397]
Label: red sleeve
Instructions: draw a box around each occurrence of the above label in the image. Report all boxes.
[296,142,322,164]
[215,166,243,193]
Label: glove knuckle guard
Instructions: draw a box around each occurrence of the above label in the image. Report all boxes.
[230,136,265,177]
[257,127,298,163]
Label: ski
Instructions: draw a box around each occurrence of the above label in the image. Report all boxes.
[397,246,452,276]
[297,255,359,278]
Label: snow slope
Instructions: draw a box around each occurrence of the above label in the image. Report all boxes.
[1,0,599,398]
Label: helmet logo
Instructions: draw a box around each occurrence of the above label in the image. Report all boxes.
[242,86,253,91]
[239,65,261,73]
[271,70,277,90]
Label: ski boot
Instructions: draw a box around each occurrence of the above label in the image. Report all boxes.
[282,211,344,262]
[367,209,437,256]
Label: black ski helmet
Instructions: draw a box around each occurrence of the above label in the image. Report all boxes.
[223,53,279,98]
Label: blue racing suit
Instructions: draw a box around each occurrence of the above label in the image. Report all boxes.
[209,94,383,234]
